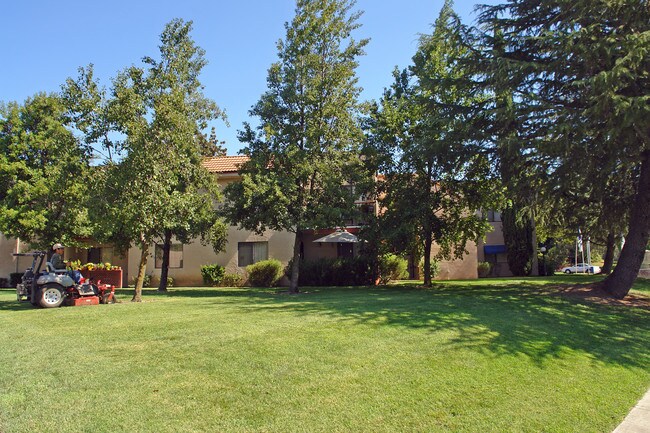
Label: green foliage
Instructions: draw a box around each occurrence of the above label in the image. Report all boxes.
[366,1,503,286]
[478,0,650,296]
[63,20,227,299]
[477,261,491,278]
[246,259,284,287]
[129,273,152,288]
[0,94,93,249]
[201,264,226,286]
[543,243,572,275]
[502,206,534,276]
[220,273,244,288]
[419,258,440,280]
[289,257,375,286]
[223,0,369,292]
[377,254,408,284]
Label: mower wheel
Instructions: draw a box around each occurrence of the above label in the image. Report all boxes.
[37,284,65,308]
[101,292,116,304]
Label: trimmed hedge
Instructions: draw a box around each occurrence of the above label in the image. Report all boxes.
[246,259,284,287]
[201,264,225,286]
[378,254,408,284]
[289,257,376,287]
[220,273,244,287]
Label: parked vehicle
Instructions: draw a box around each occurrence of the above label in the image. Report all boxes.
[561,263,601,274]
[13,251,115,308]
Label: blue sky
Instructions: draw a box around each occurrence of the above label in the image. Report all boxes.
[2,0,494,154]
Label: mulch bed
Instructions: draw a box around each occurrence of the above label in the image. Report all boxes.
[545,283,650,310]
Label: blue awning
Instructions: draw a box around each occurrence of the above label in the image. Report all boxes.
[484,245,507,255]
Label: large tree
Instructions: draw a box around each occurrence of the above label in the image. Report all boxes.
[66,19,227,300]
[223,0,368,293]
[367,1,503,286]
[0,93,92,250]
[479,0,649,297]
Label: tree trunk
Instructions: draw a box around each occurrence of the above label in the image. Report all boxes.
[423,230,433,287]
[601,231,616,275]
[289,231,301,294]
[132,237,149,302]
[530,214,539,276]
[158,229,171,292]
[601,151,650,298]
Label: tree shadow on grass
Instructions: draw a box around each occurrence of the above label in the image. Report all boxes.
[209,282,650,369]
[0,290,35,312]
[2,283,649,369]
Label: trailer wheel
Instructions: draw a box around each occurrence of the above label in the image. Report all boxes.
[37,284,65,308]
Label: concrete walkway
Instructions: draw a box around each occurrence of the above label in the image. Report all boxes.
[613,388,650,433]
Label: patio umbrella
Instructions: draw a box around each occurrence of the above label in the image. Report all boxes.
[313,228,359,243]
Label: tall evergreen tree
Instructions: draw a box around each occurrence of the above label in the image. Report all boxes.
[479,0,649,297]
[223,0,368,293]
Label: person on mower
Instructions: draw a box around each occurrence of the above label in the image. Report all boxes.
[51,243,82,284]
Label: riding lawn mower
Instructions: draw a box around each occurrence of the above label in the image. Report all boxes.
[13,251,116,308]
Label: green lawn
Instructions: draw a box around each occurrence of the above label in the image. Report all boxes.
[1,277,648,432]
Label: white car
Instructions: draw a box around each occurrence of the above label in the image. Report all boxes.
[561,263,601,274]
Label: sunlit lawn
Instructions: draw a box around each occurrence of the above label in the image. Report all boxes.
[0,276,648,432]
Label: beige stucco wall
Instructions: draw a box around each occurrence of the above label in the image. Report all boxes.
[127,227,296,287]
[477,222,505,262]
[430,241,479,280]
[0,235,33,283]
[0,235,18,282]
[302,231,478,280]
[300,232,362,261]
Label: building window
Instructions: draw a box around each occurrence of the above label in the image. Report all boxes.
[88,247,114,264]
[238,242,268,267]
[155,244,184,268]
[486,210,502,222]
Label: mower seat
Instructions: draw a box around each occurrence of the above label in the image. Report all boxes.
[46,262,68,275]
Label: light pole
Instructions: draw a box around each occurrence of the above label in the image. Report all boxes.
[540,246,547,276]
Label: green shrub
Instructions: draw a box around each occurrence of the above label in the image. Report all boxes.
[288,257,375,286]
[378,254,408,284]
[129,273,152,288]
[419,258,440,280]
[10,272,24,288]
[0,278,9,288]
[220,273,244,287]
[538,244,569,276]
[201,264,225,286]
[165,277,175,288]
[247,259,284,287]
[477,261,491,278]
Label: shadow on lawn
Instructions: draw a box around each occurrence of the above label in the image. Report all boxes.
[0,290,35,312]
[2,283,648,369]
[214,282,650,369]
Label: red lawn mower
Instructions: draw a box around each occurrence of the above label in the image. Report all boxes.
[14,251,116,308]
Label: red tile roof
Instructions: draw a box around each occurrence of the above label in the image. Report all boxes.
[202,156,249,173]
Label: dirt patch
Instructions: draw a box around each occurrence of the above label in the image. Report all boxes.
[544,284,650,310]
